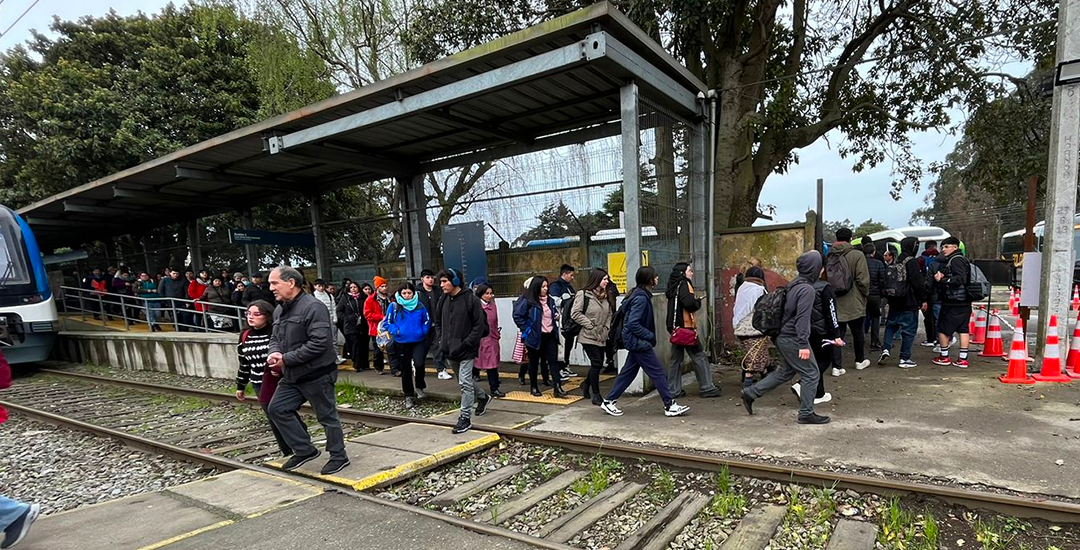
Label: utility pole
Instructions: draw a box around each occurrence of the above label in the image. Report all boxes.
[1037,0,1080,361]
[816,179,824,252]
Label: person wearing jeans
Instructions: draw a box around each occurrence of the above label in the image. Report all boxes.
[878,237,927,368]
[0,495,38,549]
[601,267,689,418]
[436,268,491,435]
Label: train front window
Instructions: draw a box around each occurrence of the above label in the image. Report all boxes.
[0,216,32,287]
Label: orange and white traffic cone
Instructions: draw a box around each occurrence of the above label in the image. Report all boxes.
[1010,289,1020,316]
[979,311,1004,358]
[1072,285,1079,311]
[968,310,976,335]
[1034,316,1071,382]
[1065,312,1080,380]
[1000,318,1034,384]
[972,308,987,345]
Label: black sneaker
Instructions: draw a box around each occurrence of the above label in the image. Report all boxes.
[672,389,687,399]
[602,364,617,374]
[740,390,755,415]
[281,450,320,470]
[491,389,507,398]
[1,503,38,549]
[699,388,721,398]
[475,393,491,416]
[452,415,472,434]
[797,413,831,425]
[320,458,350,475]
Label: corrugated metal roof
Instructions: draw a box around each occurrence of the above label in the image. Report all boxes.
[18,2,706,249]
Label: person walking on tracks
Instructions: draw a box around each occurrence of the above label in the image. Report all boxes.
[436,268,491,434]
[664,262,721,399]
[383,281,432,409]
[740,251,831,425]
[1,350,39,549]
[265,266,349,475]
[826,228,870,372]
[600,266,690,418]
[235,300,296,458]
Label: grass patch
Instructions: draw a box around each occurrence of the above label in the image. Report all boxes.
[335,380,370,402]
[646,465,676,503]
[571,454,623,497]
[877,498,942,550]
[168,396,211,414]
[708,466,746,518]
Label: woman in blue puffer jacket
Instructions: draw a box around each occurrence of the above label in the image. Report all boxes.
[513,276,566,398]
[383,282,431,409]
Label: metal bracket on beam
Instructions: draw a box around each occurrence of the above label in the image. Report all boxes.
[584,31,698,117]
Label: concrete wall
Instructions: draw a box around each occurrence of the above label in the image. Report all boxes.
[715,217,815,346]
[53,331,238,380]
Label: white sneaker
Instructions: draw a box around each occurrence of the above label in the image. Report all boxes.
[831,367,846,377]
[920,341,937,347]
[932,344,941,353]
[601,400,623,417]
[335,356,346,365]
[437,371,452,380]
[814,393,832,405]
[791,383,802,397]
[855,360,870,370]
[877,349,890,365]
[898,359,917,368]
[664,401,690,417]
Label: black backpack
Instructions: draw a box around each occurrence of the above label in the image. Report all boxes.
[560,292,590,337]
[751,285,789,338]
[882,257,912,298]
[608,299,629,350]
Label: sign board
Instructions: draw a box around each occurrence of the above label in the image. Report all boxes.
[607,251,649,291]
[442,221,487,283]
[229,229,315,248]
[1019,252,1041,307]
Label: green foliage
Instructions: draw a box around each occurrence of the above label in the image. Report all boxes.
[571,454,622,497]
[647,466,676,503]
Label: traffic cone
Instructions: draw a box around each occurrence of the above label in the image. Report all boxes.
[1072,285,1079,311]
[968,310,976,335]
[972,308,987,345]
[1010,289,1019,316]
[1034,316,1071,382]
[979,310,1004,358]
[1066,312,1080,379]
[1000,318,1034,384]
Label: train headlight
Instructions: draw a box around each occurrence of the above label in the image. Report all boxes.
[21,294,44,304]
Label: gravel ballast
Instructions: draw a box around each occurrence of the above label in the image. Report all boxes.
[0,413,215,515]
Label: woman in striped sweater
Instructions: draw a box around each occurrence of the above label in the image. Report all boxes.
[234,300,296,457]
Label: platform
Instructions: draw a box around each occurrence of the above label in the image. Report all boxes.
[268,423,500,491]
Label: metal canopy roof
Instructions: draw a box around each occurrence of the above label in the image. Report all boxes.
[18,2,706,249]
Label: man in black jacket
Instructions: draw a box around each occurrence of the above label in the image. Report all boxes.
[158,268,188,330]
[266,266,349,475]
[416,269,449,380]
[862,244,886,351]
[242,273,275,306]
[878,237,927,368]
[741,251,831,425]
[931,237,972,367]
[436,268,490,435]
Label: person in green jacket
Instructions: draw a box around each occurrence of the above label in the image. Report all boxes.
[827,228,870,373]
[135,271,162,332]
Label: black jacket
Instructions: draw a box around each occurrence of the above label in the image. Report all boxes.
[437,287,486,360]
[940,252,971,304]
[158,276,188,300]
[864,254,886,299]
[665,279,700,333]
[269,292,337,383]
[335,293,365,336]
[242,283,275,307]
[811,280,840,341]
[886,237,926,311]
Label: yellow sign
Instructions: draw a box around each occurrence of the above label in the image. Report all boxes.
[607,251,648,291]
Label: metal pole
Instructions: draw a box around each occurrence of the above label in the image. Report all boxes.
[1020,175,1038,330]
[309,195,330,282]
[1037,0,1080,362]
[186,220,203,272]
[816,179,824,252]
[706,92,718,356]
[240,209,258,276]
[621,82,642,281]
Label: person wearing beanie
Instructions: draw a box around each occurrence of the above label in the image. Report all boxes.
[826,227,870,373]
[364,276,391,374]
[435,268,491,434]
[931,236,973,367]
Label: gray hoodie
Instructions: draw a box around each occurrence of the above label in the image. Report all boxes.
[779,251,822,349]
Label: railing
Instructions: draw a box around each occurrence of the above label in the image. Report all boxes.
[59,285,250,334]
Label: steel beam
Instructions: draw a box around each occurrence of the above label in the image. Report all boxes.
[240,209,258,276]
[112,187,229,209]
[429,109,531,144]
[399,175,431,279]
[419,121,621,173]
[621,83,642,283]
[272,39,591,152]
[175,166,298,193]
[309,195,330,281]
[585,32,698,117]
[63,202,158,217]
[280,145,411,176]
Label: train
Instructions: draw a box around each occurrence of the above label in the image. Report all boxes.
[0,205,58,364]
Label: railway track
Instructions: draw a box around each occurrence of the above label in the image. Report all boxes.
[3,369,1079,550]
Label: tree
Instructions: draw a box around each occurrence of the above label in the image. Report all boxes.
[402,0,1057,231]
[854,219,889,238]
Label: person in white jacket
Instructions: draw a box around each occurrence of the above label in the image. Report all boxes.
[313,279,345,365]
[732,266,770,388]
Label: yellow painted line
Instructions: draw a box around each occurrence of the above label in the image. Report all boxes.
[350,432,501,491]
[135,520,234,550]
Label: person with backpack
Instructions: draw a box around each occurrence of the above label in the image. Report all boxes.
[436,268,492,435]
[741,250,831,424]
[664,263,721,399]
[791,261,844,405]
[600,267,690,418]
[931,237,975,367]
[826,228,870,372]
[364,276,391,375]
[862,243,887,352]
[569,268,615,405]
[917,240,940,347]
[732,266,770,388]
[550,264,577,379]
[513,276,567,398]
[383,282,432,408]
[878,237,927,368]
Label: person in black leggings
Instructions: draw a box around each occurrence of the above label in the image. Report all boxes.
[513,276,565,398]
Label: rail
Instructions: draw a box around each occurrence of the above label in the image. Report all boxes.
[58,285,250,333]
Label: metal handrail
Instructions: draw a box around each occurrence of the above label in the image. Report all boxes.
[59,285,250,333]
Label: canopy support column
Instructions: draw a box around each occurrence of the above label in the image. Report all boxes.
[186,221,203,271]
[309,195,329,281]
[400,175,431,279]
[240,209,258,275]
[621,82,642,281]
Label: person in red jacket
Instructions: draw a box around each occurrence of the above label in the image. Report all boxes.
[187,269,210,331]
[364,276,390,374]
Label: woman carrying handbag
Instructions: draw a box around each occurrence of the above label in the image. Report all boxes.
[665,263,721,398]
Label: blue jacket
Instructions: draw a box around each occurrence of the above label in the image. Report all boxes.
[621,287,656,352]
[384,303,430,344]
[512,295,558,349]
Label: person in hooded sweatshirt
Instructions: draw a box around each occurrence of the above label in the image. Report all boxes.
[740,251,831,425]
[383,282,431,409]
[878,237,927,368]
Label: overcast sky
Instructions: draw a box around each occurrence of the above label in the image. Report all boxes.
[1,1,1006,232]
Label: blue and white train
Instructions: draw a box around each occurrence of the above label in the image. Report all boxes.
[0,205,58,364]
